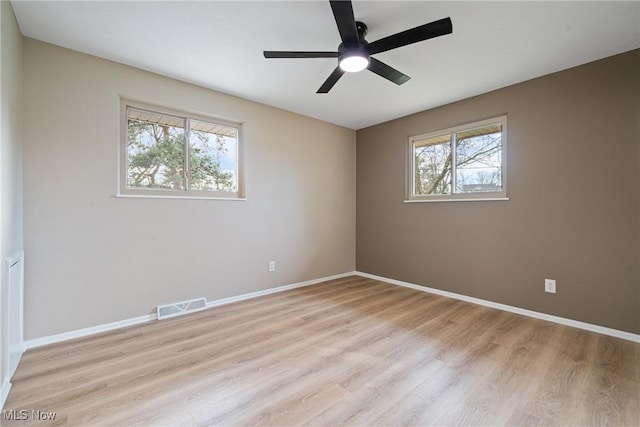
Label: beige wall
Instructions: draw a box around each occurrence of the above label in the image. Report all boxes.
[23,39,356,339]
[1,0,24,389]
[356,50,640,334]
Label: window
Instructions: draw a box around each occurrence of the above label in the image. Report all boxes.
[119,101,242,199]
[407,115,507,202]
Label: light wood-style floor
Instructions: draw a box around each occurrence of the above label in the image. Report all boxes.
[3,276,639,426]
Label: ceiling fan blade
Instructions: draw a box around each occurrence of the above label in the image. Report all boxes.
[368,17,452,55]
[264,51,338,59]
[330,0,359,45]
[367,58,410,86]
[317,67,345,93]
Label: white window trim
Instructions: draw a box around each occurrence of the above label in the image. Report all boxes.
[118,99,245,200]
[406,115,508,203]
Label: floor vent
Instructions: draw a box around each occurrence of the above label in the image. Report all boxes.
[157,297,207,320]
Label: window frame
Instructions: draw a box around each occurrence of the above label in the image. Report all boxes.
[118,99,244,200]
[406,115,508,203]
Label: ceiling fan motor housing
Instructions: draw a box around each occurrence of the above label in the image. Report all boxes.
[338,21,370,72]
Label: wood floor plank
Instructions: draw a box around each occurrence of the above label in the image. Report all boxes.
[3,276,638,426]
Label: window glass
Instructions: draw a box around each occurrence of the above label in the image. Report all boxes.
[126,109,186,190]
[189,120,238,192]
[455,124,502,194]
[414,134,451,195]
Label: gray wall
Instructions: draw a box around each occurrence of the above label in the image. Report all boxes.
[23,39,356,339]
[356,50,640,334]
[1,0,24,390]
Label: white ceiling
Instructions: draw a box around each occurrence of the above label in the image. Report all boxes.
[11,1,640,130]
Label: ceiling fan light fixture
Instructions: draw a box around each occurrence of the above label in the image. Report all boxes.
[339,52,369,72]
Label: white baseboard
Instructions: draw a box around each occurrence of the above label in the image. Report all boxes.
[23,271,357,351]
[356,271,640,343]
[1,378,11,410]
[205,272,355,309]
[22,314,156,350]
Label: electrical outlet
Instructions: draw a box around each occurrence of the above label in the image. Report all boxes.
[268,261,276,272]
[545,279,556,294]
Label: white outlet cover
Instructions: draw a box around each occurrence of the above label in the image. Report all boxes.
[545,279,556,294]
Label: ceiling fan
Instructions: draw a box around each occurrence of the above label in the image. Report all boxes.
[263,1,453,93]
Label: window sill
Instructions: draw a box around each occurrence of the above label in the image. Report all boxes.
[404,197,509,203]
[115,194,247,201]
